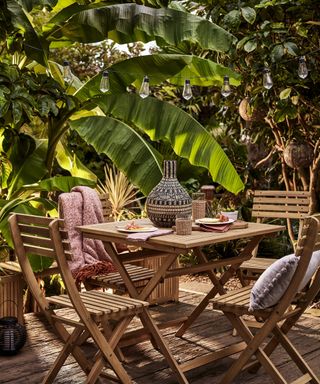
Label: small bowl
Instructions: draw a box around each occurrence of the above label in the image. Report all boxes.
[221,210,238,221]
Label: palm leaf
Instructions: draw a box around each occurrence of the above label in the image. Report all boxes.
[44,3,236,52]
[73,94,244,195]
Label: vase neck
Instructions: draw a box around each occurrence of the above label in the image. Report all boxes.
[163,160,177,178]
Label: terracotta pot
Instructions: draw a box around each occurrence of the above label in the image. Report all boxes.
[283,140,313,169]
[239,97,266,122]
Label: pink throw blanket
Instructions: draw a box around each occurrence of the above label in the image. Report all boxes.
[58,186,116,283]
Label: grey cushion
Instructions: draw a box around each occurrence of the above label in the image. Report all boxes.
[249,254,299,311]
[249,250,320,311]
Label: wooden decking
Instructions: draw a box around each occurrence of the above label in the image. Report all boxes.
[1,290,319,383]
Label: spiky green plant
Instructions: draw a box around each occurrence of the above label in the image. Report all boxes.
[97,164,143,220]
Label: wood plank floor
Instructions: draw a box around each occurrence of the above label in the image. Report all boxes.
[1,290,319,383]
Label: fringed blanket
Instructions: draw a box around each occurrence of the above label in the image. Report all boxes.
[58,186,116,284]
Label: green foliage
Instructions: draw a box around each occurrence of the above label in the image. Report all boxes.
[45,3,236,52]
[72,93,244,195]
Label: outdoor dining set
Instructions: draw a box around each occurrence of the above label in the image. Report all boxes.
[6,187,320,384]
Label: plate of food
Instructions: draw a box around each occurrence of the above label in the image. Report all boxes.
[116,221,158,233]
[195,216,235,225]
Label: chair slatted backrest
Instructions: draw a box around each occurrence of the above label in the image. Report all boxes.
[252,190,311,252]
[99,193,114,222]
[294,214,320,306]
[8,214,70,316]
[252,190,311,220]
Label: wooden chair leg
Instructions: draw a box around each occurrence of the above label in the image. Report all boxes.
[221,313,288,384]
[43,326,85,383]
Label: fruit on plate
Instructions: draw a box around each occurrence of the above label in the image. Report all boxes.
[216,213,229,222]
[125,221,144,230]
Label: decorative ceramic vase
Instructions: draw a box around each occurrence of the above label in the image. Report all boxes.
[146,160,192,227]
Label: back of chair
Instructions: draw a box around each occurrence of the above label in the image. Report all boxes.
[252,190,311,220]
[277,213,320,315]
[8,213,71,316]
[99,193,114,222]
[252,190,311,251]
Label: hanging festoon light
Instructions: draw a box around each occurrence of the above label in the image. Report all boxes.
[263,67,273,89]
[221,76,232,97]
[182,79,193,100]
[139,75,150,98]
[62,60,73,84]
[298,56,308,79]
[99,70,110,93]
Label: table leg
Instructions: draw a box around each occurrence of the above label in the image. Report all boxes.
[176,236,264,337]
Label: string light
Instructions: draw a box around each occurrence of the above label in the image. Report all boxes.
[221,76,232,97]
[62,60,73,83]
[298,56,308,79]
[99,70,110,93]
[263,68,273,90]
[139,75,150,98]
[182,79,193,100]
[63,48,318,98]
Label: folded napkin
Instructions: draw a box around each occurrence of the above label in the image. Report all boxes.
[199,223,231,233]
[127,229,173,242]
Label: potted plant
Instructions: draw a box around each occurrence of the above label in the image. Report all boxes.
[220,206,239,221]
[216,192,239,221]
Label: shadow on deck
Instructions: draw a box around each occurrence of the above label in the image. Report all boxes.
[1,290,319,383]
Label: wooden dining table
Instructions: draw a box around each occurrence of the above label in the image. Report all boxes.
[78,219,285,383]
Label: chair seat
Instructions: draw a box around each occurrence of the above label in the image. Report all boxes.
[240,257,276,273]
[86,263,155,291]
[211,286,273,316]
[47,290,149,321]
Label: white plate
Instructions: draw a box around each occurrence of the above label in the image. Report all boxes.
[116,225,158,233]
[195,218,235,225]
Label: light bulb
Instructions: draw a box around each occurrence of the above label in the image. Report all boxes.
[139,76,150,98]
[263,68,273,89]
[63,60,73,84]
[298,56,308,79]
[182,79,193,100]
[221,76,232,97]
[99,70,110,93]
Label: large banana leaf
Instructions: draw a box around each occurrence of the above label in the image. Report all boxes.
[70,116,163,195]
[6,0,48,66]
[7,139,48,199]
[44,3,236,52]
[24,176,96,192]
[55,141,97,181]
[72,94,244,194]
[75,54,241,102]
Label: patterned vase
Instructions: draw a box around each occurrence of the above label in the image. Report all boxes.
[146,160,192,227]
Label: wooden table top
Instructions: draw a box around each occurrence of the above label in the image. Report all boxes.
[78,219,285,251]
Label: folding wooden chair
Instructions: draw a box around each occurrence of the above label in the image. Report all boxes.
[9,213,149,383]
[211,213,320,384]
[239,190,311,281]
[59,191,156,296]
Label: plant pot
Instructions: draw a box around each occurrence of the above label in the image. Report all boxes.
[221,210,238,221]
